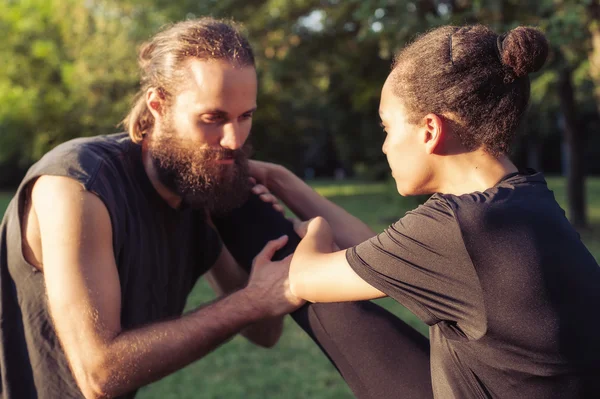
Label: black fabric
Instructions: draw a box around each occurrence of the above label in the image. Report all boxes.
[347,170,600,398]
[213,193,301,265]
[0,134,222,399]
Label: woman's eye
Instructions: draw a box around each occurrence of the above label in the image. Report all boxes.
[379,122,386,131]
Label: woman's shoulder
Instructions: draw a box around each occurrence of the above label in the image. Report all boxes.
[438,170,551,211]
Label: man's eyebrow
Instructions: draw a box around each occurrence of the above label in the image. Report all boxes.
[197,107,257,116]
[198,109,228,116]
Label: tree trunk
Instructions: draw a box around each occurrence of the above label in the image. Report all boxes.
[558,65,587,229]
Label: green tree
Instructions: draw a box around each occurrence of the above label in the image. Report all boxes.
[0,0,147,185]
[3,0,599,231]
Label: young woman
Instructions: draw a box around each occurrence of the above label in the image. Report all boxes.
[251,25,600,398]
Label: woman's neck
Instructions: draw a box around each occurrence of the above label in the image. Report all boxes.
[432,150,518,196]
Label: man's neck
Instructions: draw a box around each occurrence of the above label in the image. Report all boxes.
[141,144,183,209]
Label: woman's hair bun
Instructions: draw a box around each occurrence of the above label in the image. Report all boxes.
[501,27,549,78]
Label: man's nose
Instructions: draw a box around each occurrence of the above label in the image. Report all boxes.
[220,122,244,150]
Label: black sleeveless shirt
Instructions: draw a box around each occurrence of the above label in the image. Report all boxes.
[0,133,222,398]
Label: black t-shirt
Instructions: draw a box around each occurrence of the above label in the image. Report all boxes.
[347,171,600,398]
[0,133,228,398]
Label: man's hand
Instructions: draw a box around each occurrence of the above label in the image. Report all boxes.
[244,236,306,317]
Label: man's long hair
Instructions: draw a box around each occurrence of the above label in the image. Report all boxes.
[122,18,255,142]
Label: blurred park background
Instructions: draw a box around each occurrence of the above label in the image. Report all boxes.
[2,0,600,398]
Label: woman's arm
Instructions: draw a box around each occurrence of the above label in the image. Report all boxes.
[289,216,385,303]
[250,160,375,249]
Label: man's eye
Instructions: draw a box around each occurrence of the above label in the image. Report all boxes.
[241,112,254,120]
[201,115,224,124]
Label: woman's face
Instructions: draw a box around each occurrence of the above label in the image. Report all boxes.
[379,75,433,196]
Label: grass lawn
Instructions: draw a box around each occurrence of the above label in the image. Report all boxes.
[0,176,599,398]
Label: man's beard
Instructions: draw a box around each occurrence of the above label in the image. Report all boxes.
[146,124,253,214]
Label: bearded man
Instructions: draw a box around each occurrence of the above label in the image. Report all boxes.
[0,18,432,399]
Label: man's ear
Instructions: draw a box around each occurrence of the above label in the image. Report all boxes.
[146,88,165,120]
[422,113,445,155]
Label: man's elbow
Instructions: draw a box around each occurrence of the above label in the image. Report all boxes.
[246,321,283,348]
[254,333,281,349]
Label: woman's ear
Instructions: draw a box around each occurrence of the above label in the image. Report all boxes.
[422,113,444,155]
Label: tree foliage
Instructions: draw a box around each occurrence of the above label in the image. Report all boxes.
[0,0,145,184]
[2,0,599,225]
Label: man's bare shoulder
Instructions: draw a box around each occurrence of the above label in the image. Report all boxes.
[31,175,113,235]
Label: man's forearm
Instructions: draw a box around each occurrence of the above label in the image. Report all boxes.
[267,165,375,248]
[204,248,285,349]
[89,290,263,398]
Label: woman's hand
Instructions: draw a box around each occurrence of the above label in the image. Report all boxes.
[248,160,277,186]
[250,177,285,214]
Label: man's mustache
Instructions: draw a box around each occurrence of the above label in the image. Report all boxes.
[200,142,253,162]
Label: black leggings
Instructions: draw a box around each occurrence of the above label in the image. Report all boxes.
[214,195,433,399]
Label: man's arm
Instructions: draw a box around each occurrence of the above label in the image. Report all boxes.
[33,176,301,398]
[203,244,284,348]
[249,160,375,249]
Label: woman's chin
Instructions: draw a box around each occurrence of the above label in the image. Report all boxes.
[395,182,412,196]
[395,182,424,197]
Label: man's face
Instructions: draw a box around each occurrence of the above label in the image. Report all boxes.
[147,58,258,213]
